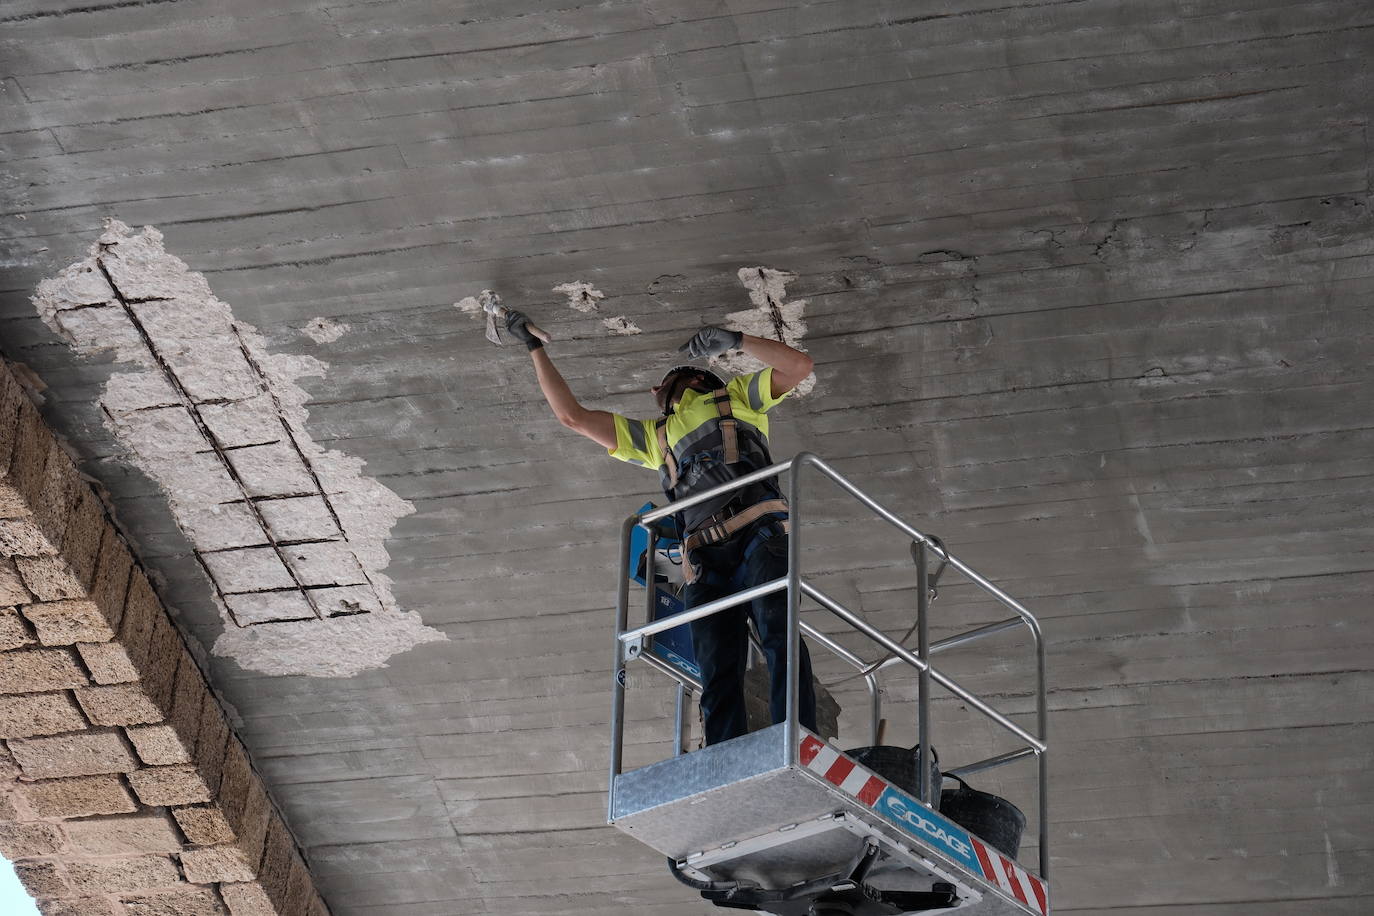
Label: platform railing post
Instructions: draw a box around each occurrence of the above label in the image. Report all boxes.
[915,539,931,807]
[866,674,881,747]
[785,457,805,762]
[1037,632,1050,879]
[673,682,687,757]
[644,527,657,626]
[607,517,636,821]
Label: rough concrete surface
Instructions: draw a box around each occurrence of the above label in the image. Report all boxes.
[1,1,1371,915]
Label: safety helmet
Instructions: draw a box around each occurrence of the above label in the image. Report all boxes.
[654,364,726,413]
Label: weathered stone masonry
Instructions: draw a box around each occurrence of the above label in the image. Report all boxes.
[0,360,330,916]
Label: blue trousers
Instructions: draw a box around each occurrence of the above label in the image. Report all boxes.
[684,526,818,746]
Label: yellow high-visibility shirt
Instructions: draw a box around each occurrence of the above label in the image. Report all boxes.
[609,367,788,470]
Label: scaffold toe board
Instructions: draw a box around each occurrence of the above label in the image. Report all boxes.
[610,724,1049,915]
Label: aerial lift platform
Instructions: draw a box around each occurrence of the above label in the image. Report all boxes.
[608,454,1050,915]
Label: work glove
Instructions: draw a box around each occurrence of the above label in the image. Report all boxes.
[504,309,543,350]
[678,326,743,359]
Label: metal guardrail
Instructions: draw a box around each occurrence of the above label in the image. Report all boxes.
[609,453,1050,878]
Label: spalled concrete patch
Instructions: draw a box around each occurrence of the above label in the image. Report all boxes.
[33,220,444,677]
[714,267,816,396]
[601,316,642,336]
[555,280,643,335]
[552,280,604,313]
[459,283,643,340]
[302,317,349,344]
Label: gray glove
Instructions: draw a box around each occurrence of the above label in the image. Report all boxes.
[504,309,542,350]
[678,326,742,359]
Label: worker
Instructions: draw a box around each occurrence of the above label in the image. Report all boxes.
[505,310,818,746]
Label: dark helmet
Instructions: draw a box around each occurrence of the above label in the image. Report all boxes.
[654,364,726,413]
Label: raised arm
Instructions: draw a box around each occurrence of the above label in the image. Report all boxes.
[530,347,617,449]
[499,306,617,449]
[680,326,815,398]
[741,333,814,398]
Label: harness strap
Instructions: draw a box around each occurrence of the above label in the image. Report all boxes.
[658,387,741,492]
[712,389,739,465]
[682,498,790,556]
[681,500,790,585]
[656,417,678,491]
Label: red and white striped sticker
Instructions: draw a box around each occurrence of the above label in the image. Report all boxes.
[798,734,1050,915]
[799,733,890,806]
[971,837,1049,915]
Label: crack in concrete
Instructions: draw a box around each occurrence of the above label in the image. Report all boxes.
[1093,219,1124,262]
[753,268,791,340]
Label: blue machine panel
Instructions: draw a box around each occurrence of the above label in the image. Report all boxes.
[650,586,699,680]
[629,503,698,681]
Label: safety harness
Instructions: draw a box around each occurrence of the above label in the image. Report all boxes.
[655,388,789,582]
[655,390,732,490]
[682,499,790,557]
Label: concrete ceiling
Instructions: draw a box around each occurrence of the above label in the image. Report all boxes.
[3,1,1372,913]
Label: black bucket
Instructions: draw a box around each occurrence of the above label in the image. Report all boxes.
[939,773,1025,859]
[842,745,941,809]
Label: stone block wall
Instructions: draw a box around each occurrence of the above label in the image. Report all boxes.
[0,360,330,916]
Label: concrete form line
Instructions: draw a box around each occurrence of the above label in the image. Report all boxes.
[0,0,181,25]
[23,40,309,79]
